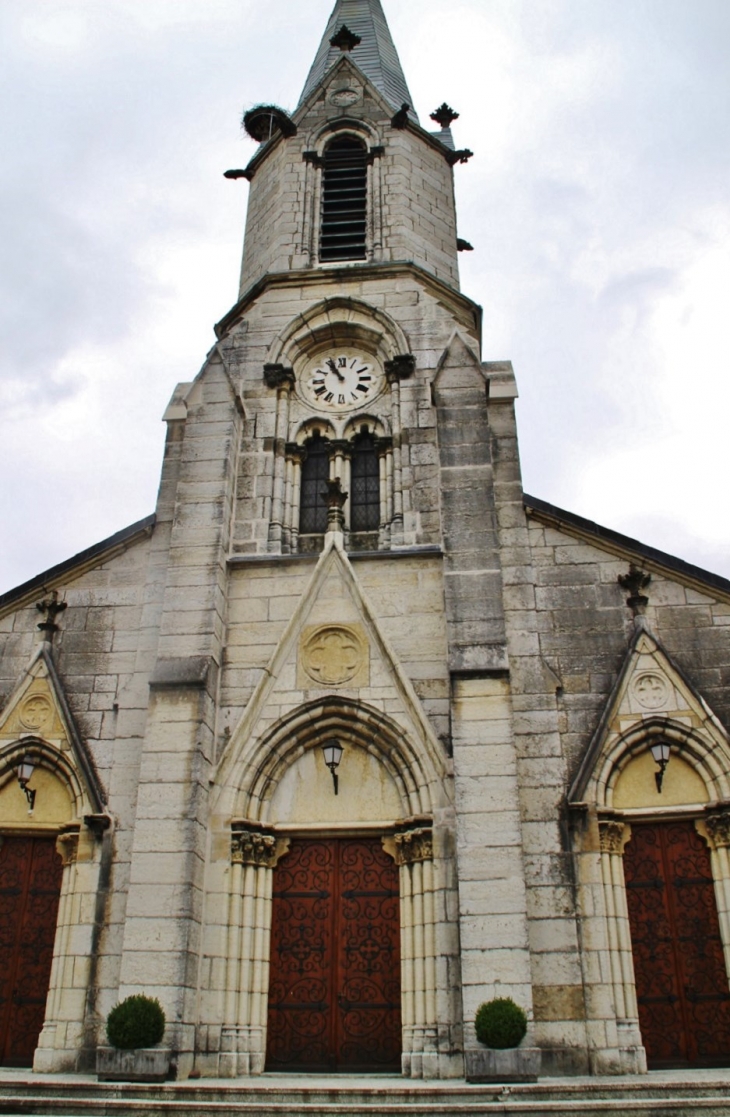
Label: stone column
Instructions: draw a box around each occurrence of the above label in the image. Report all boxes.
[264,365,295,551]
[376,436,393,546]
[219,826,289,1077]
[366,144,384,260]
[394,824,438,1079]
[384,356,415,544]
[282,443,302,554]
[35,824,106,1072]
[702,808,730,980]
[598,819,645,1071]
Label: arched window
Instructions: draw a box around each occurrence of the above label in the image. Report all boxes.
[299,432,330,534]
[320,137,367,263]
[350,430,380,532]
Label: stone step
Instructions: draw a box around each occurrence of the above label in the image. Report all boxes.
[1,1074,729,1117]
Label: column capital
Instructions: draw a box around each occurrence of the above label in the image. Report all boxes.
[263,364,295,391]
[385,354,416,384]
[231,826,277,868]
[705,806,730,849]
[394,825,433,865]
[599,818,628,855]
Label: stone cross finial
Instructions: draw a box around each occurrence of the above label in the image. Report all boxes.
[36,589,67,641]
[330,24,361,52]
[618,565,651,616]
[323,478,348,532]
[430,103,459,128]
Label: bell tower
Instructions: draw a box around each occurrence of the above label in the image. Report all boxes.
[119,0,533,1083]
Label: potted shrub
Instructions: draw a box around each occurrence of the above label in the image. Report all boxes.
[96,994,171,1082]
[464,996,541,1082]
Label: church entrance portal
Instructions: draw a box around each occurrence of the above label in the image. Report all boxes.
[266,836,401,1072]
[0,835,63,1066]
[624,819,730,1067]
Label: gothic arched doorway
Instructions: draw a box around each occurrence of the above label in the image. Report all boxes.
[623,819,730,1067]
[265,835,401,1072]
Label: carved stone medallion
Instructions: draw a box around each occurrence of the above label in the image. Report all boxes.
[631,672,670,711]
[330,88,360,108]
[18,694,53,733]
[299,624,368,688]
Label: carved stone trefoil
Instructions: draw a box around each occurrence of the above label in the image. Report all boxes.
[394,826,433,865]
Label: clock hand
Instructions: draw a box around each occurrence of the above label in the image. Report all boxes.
[326,357,345,382]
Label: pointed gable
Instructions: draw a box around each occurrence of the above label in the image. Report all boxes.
[298,0,418,122]
[569,625,730,809]
[0,646,106,817]
[212,533,447,824]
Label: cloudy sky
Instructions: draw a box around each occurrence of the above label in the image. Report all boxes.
[1,0,729,593]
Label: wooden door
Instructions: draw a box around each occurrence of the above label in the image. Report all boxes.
[266,836,401,1072]
[624,819,730,1067]
[0,836,63,1066]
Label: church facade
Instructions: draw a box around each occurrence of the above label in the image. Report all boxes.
[2,0,730,1082]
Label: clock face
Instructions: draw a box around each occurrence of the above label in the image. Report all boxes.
[301,351,383,412]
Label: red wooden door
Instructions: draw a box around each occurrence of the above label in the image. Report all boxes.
[266,836,401,1072]
[624,820,730,1067]
[0,836,63,1066]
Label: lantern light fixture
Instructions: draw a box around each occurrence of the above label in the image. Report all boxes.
[322,740,344,796]
[16,754,36,812]
[650,742,671,794]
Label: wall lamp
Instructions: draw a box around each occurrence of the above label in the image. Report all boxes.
[322,740,344,795]
[650,742,671,794]
[16,754,37,812]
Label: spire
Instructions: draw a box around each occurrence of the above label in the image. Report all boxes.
[298,0,418,124]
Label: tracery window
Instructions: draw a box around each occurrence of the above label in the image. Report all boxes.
[350,431,380,532]
[297,428,385,541]
[299,432,330,534]
[319,137,368,263]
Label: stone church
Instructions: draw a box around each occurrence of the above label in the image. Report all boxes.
[1,0,729,1083]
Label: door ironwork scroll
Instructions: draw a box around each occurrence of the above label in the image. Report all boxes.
[266,836,401,1071]
[624,819,730,1067]
[0,836,63,1066]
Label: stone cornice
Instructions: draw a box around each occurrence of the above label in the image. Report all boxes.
[216,263,482,343]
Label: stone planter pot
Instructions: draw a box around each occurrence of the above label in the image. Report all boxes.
[464,1045,541,1083]
[96,1045,171,1082]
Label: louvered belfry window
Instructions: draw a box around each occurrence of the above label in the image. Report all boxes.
[299,433,330,534]
[350,432,380,532]
[319,137,368,262]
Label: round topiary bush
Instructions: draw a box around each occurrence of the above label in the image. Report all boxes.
[475,997,527,1049]
[106,994,166,1050]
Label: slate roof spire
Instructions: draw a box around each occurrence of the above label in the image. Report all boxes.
[298,0,418,123]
